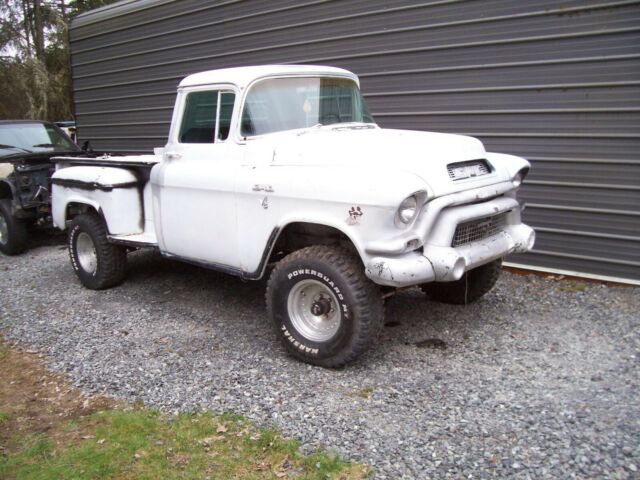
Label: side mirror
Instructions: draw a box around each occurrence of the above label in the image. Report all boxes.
[82,140,94,154]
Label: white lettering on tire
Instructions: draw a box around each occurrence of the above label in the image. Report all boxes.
[280,325,319,355]
[69,226,81,273]
[282,267,351,354]
[70,225,98,277]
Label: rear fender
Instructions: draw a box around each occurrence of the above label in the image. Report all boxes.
[52,166,143,234]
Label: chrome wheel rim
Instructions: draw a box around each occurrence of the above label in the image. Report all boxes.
[287,279,341,342]
[0,213,7,245]
[76,232,97,274]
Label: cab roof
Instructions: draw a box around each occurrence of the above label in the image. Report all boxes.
[178,65,359,89]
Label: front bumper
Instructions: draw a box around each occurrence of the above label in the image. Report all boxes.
[363,181,535,287]
[365,223,535,287]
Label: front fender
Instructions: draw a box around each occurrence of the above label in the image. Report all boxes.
[485,152,530,180]
[0,178,16,200]
[0,178,27,217]
[236,164,429,277]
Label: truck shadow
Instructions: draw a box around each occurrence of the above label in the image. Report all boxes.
[26,228,67,251]
[120,249,495,366]
[124,249,268,318]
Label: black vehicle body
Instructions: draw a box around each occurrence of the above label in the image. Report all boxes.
[0,120,82,254]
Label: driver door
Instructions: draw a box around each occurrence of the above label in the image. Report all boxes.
[151,86,241,268]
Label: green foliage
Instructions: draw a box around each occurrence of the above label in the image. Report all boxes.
[0,409,369,479]
[355,387,375,399]
[69,0,117,14]
[0,0,119,121]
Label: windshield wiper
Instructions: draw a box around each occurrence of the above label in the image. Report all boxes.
[0,144,33,153]
[32,143,58,148]
[296,123,325,136]
[331,123,376,131]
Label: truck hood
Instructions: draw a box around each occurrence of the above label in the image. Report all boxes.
[265,127,513,197]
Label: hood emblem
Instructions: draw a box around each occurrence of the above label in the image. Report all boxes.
[447,160,490,181]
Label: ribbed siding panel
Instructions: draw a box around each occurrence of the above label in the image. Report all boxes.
[69,0,640,283]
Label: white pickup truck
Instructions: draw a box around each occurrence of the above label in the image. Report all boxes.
[51,65,534,367]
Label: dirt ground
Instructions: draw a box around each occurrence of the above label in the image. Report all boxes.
[0,340,117,454]
[0,340,367,479]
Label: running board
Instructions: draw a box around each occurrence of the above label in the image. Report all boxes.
[108,232,158,248]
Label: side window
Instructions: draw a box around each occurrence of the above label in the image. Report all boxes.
[178,90,236,144]
[179,91,217,143]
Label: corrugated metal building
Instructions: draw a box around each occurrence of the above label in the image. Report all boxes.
[69,0,640,284]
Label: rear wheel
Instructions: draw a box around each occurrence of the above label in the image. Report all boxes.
[266,245,384,368]
[0,199,28,255]
[421,259,502,305]
[68,213,127,290]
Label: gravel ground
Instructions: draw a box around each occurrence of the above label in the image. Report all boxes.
[1,236,639,479]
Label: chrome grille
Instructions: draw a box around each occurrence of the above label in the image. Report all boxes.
[447,160,490,180]
[452,212,509,247]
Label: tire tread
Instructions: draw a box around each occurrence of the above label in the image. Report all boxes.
[266,245,384,368]
[69,213,127,290]
[0,199,28,255]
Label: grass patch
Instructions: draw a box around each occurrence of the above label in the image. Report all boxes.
[0,342,369,479]
[354,387,375,400]
[0,411,11,425]
[1,409,368,479]
[559,280,588,293]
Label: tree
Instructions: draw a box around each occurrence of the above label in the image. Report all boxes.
[0,0,118,121]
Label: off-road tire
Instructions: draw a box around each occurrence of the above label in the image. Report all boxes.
[421,258,502,305]
[68,213,127,290]
[0,199,28,255]
[266,245,384,368]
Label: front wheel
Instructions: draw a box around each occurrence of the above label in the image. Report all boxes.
[266,245,384,368]
[68,213,127,290]
[0,199,28,256]
[421,258,502,305]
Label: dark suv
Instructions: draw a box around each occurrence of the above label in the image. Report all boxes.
[0,120,82,255]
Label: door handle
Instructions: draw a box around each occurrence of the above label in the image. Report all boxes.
[165,151,182,160]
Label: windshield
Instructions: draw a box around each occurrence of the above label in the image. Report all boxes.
[241,77,375,137]
[0,123,78,157]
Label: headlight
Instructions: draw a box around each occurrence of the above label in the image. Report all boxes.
[512,167,529,188]
[512,172,523,187]
[396,195,418,225]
